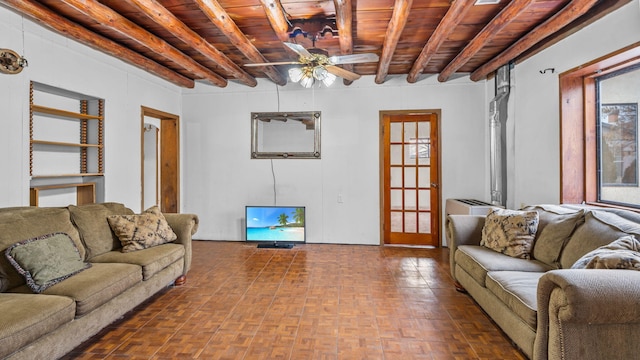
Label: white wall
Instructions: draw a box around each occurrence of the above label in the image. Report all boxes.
[0,6,182,211]
[508,0,640,209]
[4,1,637,245]
[182,76,487,244]
[182,0,640,243]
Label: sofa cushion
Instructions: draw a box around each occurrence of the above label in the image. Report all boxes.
[572,235,640,270]
[0,293,75,359]
[40,263,142,317]
[107,206,177,253]
[523,205,585,268]
[486,271,543,329]
[481,208,539,259]
[581,205,640,224]
[560,211,640,269]
[5,233,91,293]
[455,245,552,287]
[0,207,84,291]
[90,243,185,280]
[68,203,134,259]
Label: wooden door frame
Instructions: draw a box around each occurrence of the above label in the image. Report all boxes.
[379,109,442,246]
[140,106,180,213]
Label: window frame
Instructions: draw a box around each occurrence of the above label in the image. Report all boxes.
[560,41,640,209]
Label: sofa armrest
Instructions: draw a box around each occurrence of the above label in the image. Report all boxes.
[446,215,485,280]
[534,269,640,360]
[163,213,199,275]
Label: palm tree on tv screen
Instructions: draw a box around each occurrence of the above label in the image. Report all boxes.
[293,208,304,225]
[278,213,289,226]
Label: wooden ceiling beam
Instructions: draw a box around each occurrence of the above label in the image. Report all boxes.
[375,0,412,84]
[260,0,291,43]
[126,0,257,87]
[407,0,475,83]
[334,0,354,86]
[470,0,600,82]
[0,0,194,88]
[58,0,227,87]
[438,0,535,83]
[193,0,286,86]
[516,0,633,64]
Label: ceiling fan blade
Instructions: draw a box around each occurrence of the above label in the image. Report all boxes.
[326,65,361,81]
[244,61,300,67]
[283,42,312,58]
[328,53,379,65]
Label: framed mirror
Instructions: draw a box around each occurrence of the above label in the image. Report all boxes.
[251,111,321,159]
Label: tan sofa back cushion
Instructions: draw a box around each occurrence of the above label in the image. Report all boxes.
[560,211,640,269]
[68,203,133,259]
[0,207,83,292]
[524,205,585,269]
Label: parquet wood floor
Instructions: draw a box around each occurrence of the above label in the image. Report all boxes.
[62,241,526,359]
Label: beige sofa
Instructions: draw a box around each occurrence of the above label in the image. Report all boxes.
[447,204,640,360]
[0,202,198,360]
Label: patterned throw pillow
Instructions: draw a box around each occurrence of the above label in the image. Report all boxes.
[481,208,539,259]
[5,232,91,293]
[107,206,177,253]
[571,235,640,270]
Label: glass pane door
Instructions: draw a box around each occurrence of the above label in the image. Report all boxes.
[383,113,439,246]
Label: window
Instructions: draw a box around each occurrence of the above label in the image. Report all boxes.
[560,42,640,208]
[596,65,640,206]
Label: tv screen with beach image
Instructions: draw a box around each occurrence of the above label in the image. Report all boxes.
[245,206,306,243]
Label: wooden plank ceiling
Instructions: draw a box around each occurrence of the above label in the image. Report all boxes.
[0,0,631,88]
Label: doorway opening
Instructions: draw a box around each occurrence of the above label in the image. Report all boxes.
[380,110,441,246]
[141,106,180,213]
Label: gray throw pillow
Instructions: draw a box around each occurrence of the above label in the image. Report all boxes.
[5,232,91,293]
[572,235,640,270]
[524,206,585,268]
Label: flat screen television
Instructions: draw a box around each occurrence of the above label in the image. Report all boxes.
[245,206,305,248]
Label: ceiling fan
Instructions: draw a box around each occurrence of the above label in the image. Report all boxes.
[245,42,379,87]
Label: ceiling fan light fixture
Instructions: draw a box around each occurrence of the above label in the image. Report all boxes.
[290,65,337,88]
[321,72,336,87]
[299,74,315,88]
[288,67,304,82]
[312,66,328,81]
